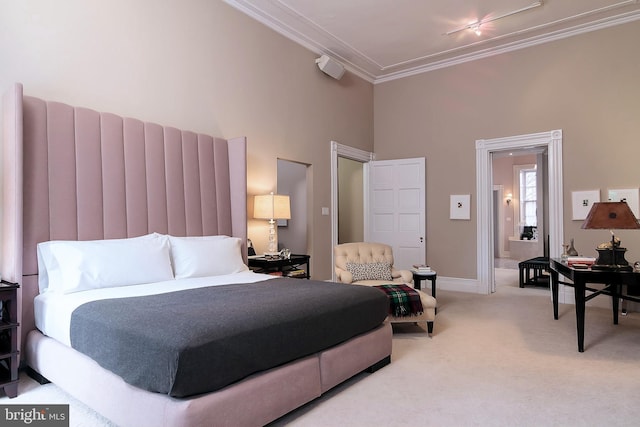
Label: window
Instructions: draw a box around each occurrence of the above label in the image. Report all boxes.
[519,167,537,226]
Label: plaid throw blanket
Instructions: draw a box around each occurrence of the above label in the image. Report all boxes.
[374,284,423,317]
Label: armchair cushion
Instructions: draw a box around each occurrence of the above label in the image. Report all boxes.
[345,262,393,282]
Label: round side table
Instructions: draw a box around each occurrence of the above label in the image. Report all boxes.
[412,270,437,298]
[412,270,437,313]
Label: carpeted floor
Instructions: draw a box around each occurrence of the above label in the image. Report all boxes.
[4,269,640,426]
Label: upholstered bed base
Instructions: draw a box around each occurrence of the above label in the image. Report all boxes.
[3,83,393,426]
[26,324,391,427]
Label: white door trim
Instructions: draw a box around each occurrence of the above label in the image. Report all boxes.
[330,141,375,281]
[493,185,507,258]
[476,130,563,295]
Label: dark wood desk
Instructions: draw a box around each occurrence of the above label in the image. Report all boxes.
[549,258,640,352]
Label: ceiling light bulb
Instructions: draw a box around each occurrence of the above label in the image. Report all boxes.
[473,24,482,36]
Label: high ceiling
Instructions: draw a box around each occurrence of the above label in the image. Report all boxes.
[224,0,640,83]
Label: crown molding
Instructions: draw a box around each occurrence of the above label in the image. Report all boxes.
[224,1,640,84]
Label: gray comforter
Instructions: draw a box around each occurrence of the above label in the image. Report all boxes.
[70,278,388,397]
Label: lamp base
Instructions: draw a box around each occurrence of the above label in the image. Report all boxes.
[591,247,632,271]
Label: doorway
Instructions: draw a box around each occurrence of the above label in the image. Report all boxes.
[277,159,309,255]
[338,157,364,244]
[330,141,375,281]
[492,150,547,291]
[476,130,564,295]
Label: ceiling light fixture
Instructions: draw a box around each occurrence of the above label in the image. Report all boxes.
[444,1,543,36]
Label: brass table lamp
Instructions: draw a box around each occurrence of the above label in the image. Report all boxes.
[581,201,640,271]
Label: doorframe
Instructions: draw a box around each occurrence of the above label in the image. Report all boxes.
[493,185,507,258]
[476,129,563,295]
[330,141,375,281]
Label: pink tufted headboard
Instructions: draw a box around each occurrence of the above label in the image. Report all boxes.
[2,83,247,357]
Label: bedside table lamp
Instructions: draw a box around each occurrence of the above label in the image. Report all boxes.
[581,201,640,271]
[253,192,291,255]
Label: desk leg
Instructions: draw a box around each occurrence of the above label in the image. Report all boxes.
[611,283,619,325]
[574,280,586,353]
[550,269,559,320]
[414,277,422,290]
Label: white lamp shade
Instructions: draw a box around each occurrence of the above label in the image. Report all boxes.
[254,194,291,220]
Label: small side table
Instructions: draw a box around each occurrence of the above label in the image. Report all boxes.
[412,270,437,313]
[412,271,437,297]
[248,254,311,279]
[518,257,549,288]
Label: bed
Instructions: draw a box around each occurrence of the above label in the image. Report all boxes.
[1,83,392,427]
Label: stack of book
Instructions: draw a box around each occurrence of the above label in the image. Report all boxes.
[412,264,433,273]
[566,256,596,268]
[285,269,307,278]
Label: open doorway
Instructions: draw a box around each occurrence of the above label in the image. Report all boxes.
[338,157,364,243]
[492,149,548,291]
[277,159,309,255]
[476,130,564,295]
[330,141,375,281]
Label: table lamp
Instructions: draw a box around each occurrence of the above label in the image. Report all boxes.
[253,192,291,255]
[581,201,640,271]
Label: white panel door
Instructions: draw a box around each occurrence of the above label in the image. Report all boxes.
[366,158,425,270]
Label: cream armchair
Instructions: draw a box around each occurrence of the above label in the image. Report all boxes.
[334,242,436,335]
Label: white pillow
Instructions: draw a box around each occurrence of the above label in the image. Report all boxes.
[168,235,249,279]
[37,233,174,294]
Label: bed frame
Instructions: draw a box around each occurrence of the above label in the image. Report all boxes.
[2,83,391,426]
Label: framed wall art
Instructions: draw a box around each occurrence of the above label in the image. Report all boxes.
[450,194,471,220]
[571,190,600,220]
[608,188,640,219]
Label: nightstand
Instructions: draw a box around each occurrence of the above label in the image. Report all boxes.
[0,280,19,398]
[248,254,311,279]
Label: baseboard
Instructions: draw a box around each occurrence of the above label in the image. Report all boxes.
[436,276,481,293]
[435,275,638,313]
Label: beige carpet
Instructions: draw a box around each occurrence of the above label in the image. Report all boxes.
[4,269,640,426]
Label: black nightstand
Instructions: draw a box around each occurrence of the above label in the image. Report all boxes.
[0,280,19,398]
[248,254,311,279]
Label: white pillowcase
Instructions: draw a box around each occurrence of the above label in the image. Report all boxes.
[37,233,174,294]
[168,235,249,279]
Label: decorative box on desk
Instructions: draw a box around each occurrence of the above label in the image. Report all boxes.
[248,254,311,279]
[0,280,19,398]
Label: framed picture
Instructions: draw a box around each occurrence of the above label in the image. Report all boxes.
[450,194,471,220]
[608,188,640,219]
[571,190,600,220]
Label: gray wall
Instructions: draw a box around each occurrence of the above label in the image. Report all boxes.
[0,0,374,280]
[374,20,640,279]
[2,1,639,281]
